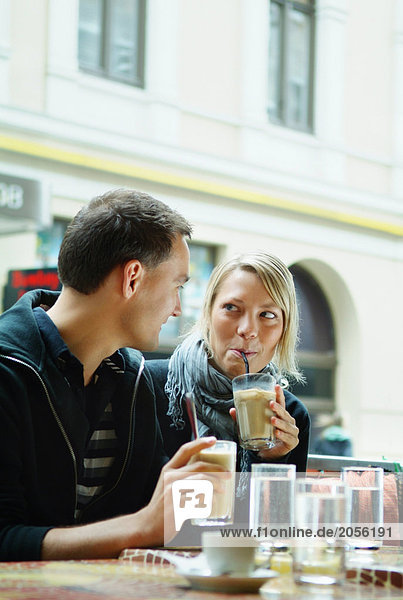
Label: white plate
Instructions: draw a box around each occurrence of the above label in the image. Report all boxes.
[177,568,278,593]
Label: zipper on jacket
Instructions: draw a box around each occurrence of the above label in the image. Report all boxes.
[0,354,78,510]
[77,356,145,521]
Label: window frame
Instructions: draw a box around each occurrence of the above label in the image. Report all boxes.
[78,0,147,88]
[268,0,316,132]
[292,352,336,413]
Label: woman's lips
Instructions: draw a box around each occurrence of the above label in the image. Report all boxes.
[231,349,257,359]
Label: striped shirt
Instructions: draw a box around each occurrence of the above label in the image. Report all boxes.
[75,412,117,518]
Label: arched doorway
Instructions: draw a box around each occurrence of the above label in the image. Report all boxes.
[288,260,360,455]
[289,264,336,451]
[289,264,336,410]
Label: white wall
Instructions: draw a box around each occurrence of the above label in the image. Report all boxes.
[0,0,11,104]
[0,0,402,463]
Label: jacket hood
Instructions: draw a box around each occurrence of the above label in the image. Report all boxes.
[0,289,60,370]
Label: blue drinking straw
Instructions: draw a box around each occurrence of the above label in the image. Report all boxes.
[241,351,249,374]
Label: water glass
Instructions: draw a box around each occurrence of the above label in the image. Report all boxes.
[293,478,347,585]
[249,464,295,546]
[341,466,384,549]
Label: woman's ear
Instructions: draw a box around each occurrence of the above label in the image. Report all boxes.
[122,260,144,299]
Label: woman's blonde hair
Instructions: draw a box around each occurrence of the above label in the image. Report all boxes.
[197,251,303,383]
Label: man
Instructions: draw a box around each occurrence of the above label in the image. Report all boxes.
[0,189,219,561]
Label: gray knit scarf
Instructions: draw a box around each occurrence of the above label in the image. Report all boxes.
[165,332,280,473]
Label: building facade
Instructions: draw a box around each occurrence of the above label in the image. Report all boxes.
[0,0,402,461]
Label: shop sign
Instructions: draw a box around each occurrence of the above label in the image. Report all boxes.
[3,267,61,312]
[0,172,43,223]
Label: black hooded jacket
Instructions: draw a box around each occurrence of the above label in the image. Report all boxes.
[0,290,167,561]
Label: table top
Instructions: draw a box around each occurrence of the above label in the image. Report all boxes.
[0,547,401,600]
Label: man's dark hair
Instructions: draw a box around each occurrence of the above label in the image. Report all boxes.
[58,188,192,294]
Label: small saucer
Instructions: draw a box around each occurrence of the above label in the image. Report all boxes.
[177,567,278,593]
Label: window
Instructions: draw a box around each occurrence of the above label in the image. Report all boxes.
[268,0,315,131]
[289,265,336,416]
[37,219,69,267]
[78,0,146,87]
[155,243,217,353]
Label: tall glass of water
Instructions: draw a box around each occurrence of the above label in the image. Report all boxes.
[293,478,347,585]
[341,466,384,549]
[249,463,296,549]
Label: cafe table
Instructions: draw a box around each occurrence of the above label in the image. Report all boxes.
[0,547,402,600]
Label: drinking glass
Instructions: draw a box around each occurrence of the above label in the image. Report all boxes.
[249,464,296,547]
[341,466,384,549]
[191,440,237,526]
[233,373,276,450]
[293,478,347,585]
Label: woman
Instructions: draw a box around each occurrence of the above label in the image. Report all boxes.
[147,252,310,472]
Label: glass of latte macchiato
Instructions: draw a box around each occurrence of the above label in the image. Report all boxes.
[191,440,237,526]
[233,373,276,451]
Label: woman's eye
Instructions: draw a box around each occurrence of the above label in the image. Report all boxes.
[261,311,276,319]
[223,303,237,311]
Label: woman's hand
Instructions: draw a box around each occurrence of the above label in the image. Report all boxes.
[229,384,299,460]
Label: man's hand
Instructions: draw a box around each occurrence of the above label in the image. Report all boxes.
[134,436,228,545]
[229,384,299,460]
[42,437,226,559]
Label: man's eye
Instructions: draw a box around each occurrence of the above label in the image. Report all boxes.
[261,311,276,319]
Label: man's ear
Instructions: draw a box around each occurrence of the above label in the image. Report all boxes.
[122,260,144,299]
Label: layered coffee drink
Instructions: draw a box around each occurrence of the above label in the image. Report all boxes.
[232,373,276,450]
[191,440,237,526]
[234,388,276,450]
[198,446,235,520]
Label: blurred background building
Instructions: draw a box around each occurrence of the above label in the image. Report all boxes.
[0,0,402,461]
